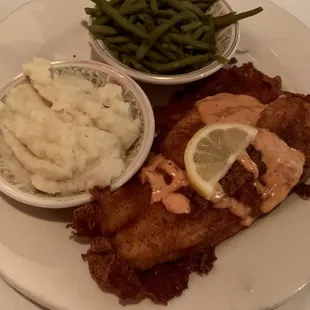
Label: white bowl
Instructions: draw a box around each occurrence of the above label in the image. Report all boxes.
[0,60,155,208]
[89,0,240,85]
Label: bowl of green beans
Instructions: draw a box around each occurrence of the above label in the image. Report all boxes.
[86,0,263,85]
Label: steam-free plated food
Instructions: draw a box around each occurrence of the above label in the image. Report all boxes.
[0,59,140,195]
[86,0,263,75]
[71,63,310,304]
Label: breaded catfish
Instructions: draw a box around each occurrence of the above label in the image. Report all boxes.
[71,63,308,303]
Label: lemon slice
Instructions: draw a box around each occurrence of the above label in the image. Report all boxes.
[184,123,258,200]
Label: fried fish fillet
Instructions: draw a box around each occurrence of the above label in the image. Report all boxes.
[75,144,266,268]
[72,178,151,237]
[153,62,282,151]
[257,96,310,181]
[71,63,307,304]
[77,145,266,303]
[85,236,216,303]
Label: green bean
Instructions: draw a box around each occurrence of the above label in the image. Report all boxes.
[201,31,210,42]
[154,43,178,61]
[143,54,209,73]
[92,3,147,24]
[136,22,146,31]
[105,36,132,44]
[120,3,147,15]
[138,12,153,20]
[170,26,180,33]
[93,16,110,24]
[159,34,171,43]
[168,33,216,51]
[156,17,169,24]
[192,25,210,40]
[209,54,228,64]
[85,7,102,17]
[214,7,263,30]
[195,3,210,10]
[204,14,215,44]
[120,0,137,8]
[123,55,151,72]
[161,0,203,19]
[131,62,151,73]
[150,0,159,14]
[161,0,181,11]
[93,0,148,38]
[104,42,129,53]
[136,11,197,61]
[136,24,170,61]
[126,42,169,62]
[180,20,202,32]
[162,43,185,59]
[126,42,139,52]
[180,1,205,18]
[88,25,120,36]
[162,0,187,13]
[128,15,137,24]
[109,0,124,6]
[88,0,263,75]
[137,14,155,31]
[120,53,130,65]
[157,9,176,17]
[146,50,169,63]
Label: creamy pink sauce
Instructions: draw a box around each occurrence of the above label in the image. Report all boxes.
[237,152,259,179]
[162,193,191,215]
[141,93,305,224]
[210,183,254,226]
[140,155,190,214]
[207,129,305,224]
[196,93,265,126]
[253,129,305,213]
[195,93,305,225]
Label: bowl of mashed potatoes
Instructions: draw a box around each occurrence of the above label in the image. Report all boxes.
[0,59,154,208]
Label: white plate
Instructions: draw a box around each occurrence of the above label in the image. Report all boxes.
[0,0,310,310]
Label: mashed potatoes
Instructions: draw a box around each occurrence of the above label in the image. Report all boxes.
[0,59,140,195]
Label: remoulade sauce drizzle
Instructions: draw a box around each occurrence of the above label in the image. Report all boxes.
[195,93,305,224]
[210,183,254,227]
[237,152,259,179]
[253,129,305,213]
[194,93,263,225]
[196,93,265,126]
[140,155,190,214]
[209,129,305,224]
[141,94,305,224]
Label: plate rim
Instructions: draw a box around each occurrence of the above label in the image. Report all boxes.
[0,0,309,309]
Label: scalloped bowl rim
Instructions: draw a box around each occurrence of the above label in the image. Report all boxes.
[0,60,155,209]
[89,0,240,85]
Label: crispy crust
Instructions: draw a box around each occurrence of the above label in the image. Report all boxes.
[153,63,282,152]
[85,236,216,304]
[257,96,310,181]
[71,63,309,304]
